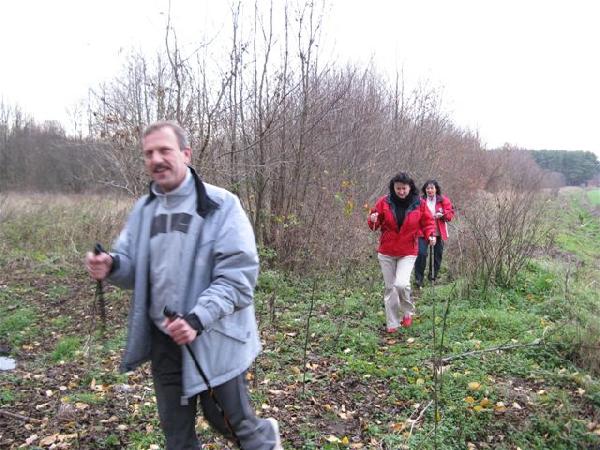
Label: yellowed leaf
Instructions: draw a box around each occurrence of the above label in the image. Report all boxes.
[473,405,483,412]
[390,422,406,432]
[341,436,350,445]
[480,397,490,407]
[494,402,507,412]
[468,382,481,391]
[325,435,341,443]
[39,434,58,446]
[75,402,89,410]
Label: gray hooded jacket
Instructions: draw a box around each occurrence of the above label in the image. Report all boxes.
[108,168,261,399]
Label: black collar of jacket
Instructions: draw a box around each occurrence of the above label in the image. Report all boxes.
[387,194,421,212]
[144,166,219,217]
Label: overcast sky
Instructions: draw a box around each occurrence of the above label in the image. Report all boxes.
[1,0,599,156]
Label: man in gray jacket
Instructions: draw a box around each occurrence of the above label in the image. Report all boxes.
[85,121,282,450]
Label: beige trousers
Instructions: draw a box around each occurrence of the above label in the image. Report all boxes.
[377,253,417,329]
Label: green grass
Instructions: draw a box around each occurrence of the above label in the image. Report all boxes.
[586,188,600,206]
[51,336,82,362]
[0,306,37,348]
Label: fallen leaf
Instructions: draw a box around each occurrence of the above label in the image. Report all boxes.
[494,402,507,413]
[468,382,481,391]
[25,434,38,445]
[39,434,59,446]
[480,398,490,407]
[390,422,406,432]
[464,396,476,404]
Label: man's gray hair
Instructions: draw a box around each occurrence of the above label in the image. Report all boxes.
[142,120,189,150]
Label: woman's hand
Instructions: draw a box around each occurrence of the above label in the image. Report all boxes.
[369,212,379,222]
[428,236,437,246]
[434,212,444,219]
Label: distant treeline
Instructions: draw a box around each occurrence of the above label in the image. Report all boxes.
[528,149,600,186]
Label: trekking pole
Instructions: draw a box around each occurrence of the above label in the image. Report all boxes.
[429,242,439,445]
[163,307,243,449]
[93,243,107,335]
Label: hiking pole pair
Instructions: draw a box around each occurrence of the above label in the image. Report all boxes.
[162,307,243,449]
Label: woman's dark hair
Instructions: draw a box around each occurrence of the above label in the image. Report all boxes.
[421,179,442,197]
[389,172,418,200]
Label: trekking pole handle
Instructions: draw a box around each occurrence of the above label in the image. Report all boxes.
[93,243,107,256]
[163,306,182,320]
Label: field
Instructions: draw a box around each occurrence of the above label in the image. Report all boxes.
[0,190,599,449]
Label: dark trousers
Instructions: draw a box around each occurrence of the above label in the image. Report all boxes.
[414,237,444,285]
[150,326,276,450]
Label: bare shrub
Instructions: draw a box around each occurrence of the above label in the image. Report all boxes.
[447,149,553,293]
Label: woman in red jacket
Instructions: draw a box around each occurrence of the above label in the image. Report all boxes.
[414,179,455,288]
[368,173,436,333]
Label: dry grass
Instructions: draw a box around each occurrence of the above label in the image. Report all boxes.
[0,192,133,260]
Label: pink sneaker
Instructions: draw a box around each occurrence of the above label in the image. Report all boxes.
[401,315,412,328]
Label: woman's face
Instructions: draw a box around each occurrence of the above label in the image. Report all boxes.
[425,184,437,198]
[393,182,411,199]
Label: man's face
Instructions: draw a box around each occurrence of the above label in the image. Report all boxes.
[393,182,411,199]
[142,126,191,192]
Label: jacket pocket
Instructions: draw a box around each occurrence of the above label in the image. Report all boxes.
[209,314,250,343]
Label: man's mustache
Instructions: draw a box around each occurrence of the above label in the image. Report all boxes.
[153,164,169,172]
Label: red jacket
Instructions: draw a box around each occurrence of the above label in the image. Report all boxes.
[419,195,454,241]
[368,195,435,257]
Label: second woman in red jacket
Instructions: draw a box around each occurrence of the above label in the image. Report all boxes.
[414,179,455,288]
[368,173,436,333]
